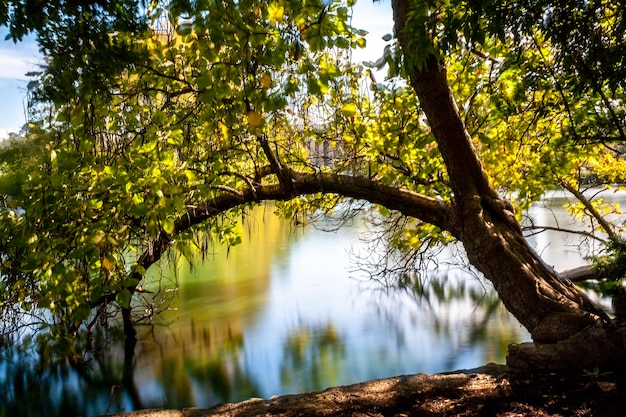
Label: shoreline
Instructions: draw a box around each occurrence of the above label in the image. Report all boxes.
[99,363,509,417]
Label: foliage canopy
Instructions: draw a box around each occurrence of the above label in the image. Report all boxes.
[0,0,625,355]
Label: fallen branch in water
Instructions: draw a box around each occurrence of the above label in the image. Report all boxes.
[560,265,597,282]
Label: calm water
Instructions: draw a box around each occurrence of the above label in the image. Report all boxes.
[1,189,622,417]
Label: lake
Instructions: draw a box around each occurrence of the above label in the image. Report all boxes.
[1,189,620,417]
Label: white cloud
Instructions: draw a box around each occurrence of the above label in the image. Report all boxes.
[0,27,41,80]
[0,29,40,129]
[0,48,41,80]
[0,127,20,140]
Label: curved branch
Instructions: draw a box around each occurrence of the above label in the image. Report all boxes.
[258,133,296,195]
[134,171,456,275]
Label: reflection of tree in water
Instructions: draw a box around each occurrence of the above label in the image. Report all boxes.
[366,271,527,369]
[347,211,527,366]
[130,318,262,409]
[0,328,140,417]
[167,321,262,406]
[1,320,264,416]
[280,324,346,393]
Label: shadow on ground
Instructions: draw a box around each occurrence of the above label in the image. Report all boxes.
[102,363,626,417]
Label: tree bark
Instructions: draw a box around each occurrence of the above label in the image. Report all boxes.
[122,306,137,343]
[390,0,613,350]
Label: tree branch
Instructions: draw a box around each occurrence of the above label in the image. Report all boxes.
[258,134,296,195]
[133,171,456,277]
[559,180,620,242]
[522,224,607,243]
[559,265,597,282]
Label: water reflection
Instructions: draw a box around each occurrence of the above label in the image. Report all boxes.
[1,200,575,417]
[0,333,136,417]
[280,324,346,393]
[524,188,624,270]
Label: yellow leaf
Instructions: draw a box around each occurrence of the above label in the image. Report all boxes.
[103,255,116,272]
[91,230,106,245]
[219,122,229,140]
[260,73,272,89]
[268,3,284,23]
[340,103,357,117]
[247,111,264,129]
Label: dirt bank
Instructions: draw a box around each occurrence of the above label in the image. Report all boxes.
[100,363,626,416]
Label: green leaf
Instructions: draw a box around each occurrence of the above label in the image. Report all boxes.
[121,277,140,288]
[90,287,104,303]
[0,174,23,196]
[335,37,350,49]
[175,240,195,263]
[139,141,157,154]
[115,289,132,308]
[131,263,147,276]
[162,217,176,235]
[71,305,91,323]
[132,193,145,204]
[167,129,184,146]
[88,199,103,209]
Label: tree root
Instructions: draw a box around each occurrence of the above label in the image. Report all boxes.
[507,323,626,370]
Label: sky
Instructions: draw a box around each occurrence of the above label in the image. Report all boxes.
[0,0,393,138]
[0,26,41,137]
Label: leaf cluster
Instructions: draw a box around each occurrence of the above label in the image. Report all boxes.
[0,0,370,350]
[2,0,151,101]
[2,0,626,353]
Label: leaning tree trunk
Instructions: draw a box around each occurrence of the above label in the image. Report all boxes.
[391,0,626,369]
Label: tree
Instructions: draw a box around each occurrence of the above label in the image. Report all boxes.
[1,0,149,101]
[1,0,625,369]
[389,0,626,368]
